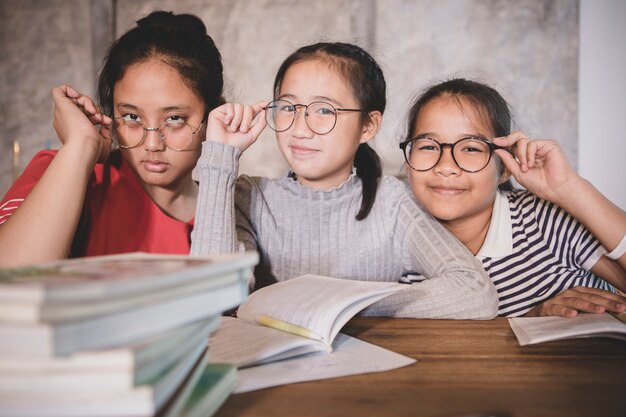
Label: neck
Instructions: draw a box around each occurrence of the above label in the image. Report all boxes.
[295,167,353,191]
[441,206,493,256]
[143,176,198,222]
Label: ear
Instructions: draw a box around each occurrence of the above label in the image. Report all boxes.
[359,111,382,144]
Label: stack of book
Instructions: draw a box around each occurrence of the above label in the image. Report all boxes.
[0,252,258,417]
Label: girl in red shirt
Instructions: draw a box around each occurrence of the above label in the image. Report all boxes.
[0,11,224,266]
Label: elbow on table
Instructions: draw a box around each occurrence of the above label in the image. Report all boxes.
[465,279,499,320]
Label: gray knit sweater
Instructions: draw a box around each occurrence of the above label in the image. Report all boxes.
[191,142,498,319]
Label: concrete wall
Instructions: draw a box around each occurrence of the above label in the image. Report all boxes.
[2,0,613,208]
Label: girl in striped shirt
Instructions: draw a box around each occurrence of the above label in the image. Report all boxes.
[400,78,626,317]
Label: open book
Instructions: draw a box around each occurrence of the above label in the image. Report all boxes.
[208,274,407,367]
[509,313,626,346]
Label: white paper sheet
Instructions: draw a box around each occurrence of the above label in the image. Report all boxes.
[232,333,416,393]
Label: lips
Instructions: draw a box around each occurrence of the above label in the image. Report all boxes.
[142,160,169,173]
[429,185,465,195]
[289,144,319,157]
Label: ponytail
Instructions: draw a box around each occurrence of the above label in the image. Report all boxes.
[354,143,382,220]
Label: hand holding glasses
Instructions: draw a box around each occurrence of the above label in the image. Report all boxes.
[400,136,513,173]
[265,99,365,135]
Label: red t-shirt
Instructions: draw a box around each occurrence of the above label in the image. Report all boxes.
[0,150,194,257]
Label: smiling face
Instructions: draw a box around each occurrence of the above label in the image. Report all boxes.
[275,59,375,190]
[407,96,504,227]
[112,58,206,192]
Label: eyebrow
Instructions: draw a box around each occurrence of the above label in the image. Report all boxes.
[277,94,344,107]
[413,133,490,141]
[115,103,193,113]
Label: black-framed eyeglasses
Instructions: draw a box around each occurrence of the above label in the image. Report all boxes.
[264,99,365,135]
[112,116,203,152]
[400,136,511,173]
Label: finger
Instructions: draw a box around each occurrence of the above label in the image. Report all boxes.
[495,149,522,179]
[561,296,607,314]
[526,140,537,169]
[569,287,626,312]
[240,105,255,133]
[248,108,268,139]
[77,95,98,115]
[101,113,113,127]
[492,131,525,147]
[229,104,244,132]
[64,84,81,99]
[252,100,270,114]
[572,286,626,302]
[545,302,579,317]
[513,136,530,172]
[100,124,112,141]
[219,103,234,125]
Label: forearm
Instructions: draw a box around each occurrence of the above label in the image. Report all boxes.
[0,143,95,267]
[190,141,240,256]
[556,176,626,270]
[363,196,498,319]
[362,261,498,319]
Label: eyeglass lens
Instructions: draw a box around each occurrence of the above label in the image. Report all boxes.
[265,100,338,135]
[114,118,196,151]
[405,137,494,172]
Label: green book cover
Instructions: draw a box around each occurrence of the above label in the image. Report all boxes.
[160,359,236,417]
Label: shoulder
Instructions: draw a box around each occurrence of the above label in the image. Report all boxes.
[24,149,58,172]
[377,175,411,198]
[375,176,430,219]
[2,149,58,196]
[234,174,282,204]
[506,188,569,227]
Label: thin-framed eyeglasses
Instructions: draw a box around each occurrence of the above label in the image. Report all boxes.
[264,99,365,135]
[399,136,512,173]
[112,116,203,152]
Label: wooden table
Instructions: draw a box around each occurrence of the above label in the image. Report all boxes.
[215,317,626,417]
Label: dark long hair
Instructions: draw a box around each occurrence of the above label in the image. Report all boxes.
[98,11,224,117]
[405,78,513,190]
[273,42,386,220]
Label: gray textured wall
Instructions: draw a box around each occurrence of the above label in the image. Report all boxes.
[0,0,578,198]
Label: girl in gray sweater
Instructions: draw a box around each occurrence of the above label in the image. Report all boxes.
[191,42,497,319]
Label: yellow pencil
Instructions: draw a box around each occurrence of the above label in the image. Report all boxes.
[255,315,325,343]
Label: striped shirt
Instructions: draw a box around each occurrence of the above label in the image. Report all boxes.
[402,189,611,317]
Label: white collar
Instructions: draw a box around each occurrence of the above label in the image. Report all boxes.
[476,189,513,258]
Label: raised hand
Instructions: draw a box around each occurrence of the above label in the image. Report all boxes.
[52,85,112,163]
[493,132,579,205]
[526,286,626,317]
[205,101,268,152]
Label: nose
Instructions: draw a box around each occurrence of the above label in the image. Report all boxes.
[143,127,166,151]
[432,146,461,176]
[291,107,314,139]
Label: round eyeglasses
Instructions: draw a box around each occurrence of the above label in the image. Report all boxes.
[400,136,510,173]
[113,116,203,152]
[264,100,365,135]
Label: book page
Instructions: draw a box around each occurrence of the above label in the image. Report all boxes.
[207,317,329,368]
[233,333,416,393]
[509,313,626,346]
[237,275,406,343]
